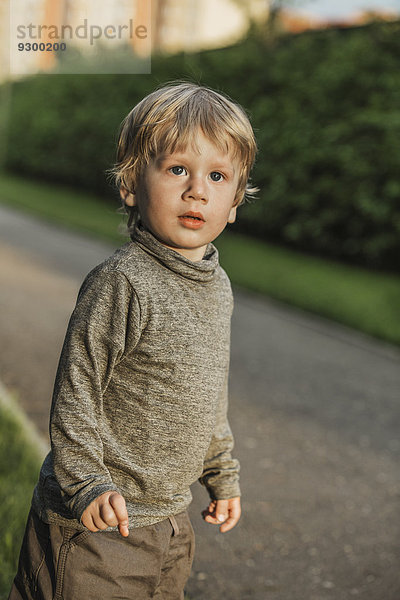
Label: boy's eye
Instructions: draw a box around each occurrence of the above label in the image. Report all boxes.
[169,166,186,176]
[210,171,224,182]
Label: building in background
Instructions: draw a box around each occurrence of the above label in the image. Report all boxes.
[279,6,398,33]
[151,0,268,52]
[7,0,152,76]
[2,0,269,80]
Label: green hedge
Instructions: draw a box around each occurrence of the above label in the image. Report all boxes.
[3,22,400,270]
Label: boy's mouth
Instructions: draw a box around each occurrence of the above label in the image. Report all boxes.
[178,211,205,229]
[179,211,205,221]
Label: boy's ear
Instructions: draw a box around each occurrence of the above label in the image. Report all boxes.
[228,205,237,224]
[120,187,136,207]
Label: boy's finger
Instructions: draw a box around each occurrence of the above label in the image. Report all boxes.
[202,499,229,525]
[109,492,128,519]
[219,503,241,533]
[99,503,119,527]
[118,521,129,537]
[203,513,220,524]
[109,493,129,537]
[215,499,229,523]
[202,501,218,524]
[81,513,99,532]
[92,514,111,531]
[219,514,239,533]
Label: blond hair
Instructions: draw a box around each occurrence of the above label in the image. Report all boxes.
[111,82,258,226]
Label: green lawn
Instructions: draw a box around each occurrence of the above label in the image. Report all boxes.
[0,172,123,244]
[0,388,43,599]
[1,171,400,346]
[217,233,400,345]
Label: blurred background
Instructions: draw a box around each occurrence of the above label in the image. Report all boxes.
[2,0,400,273]
[0,1,400,598]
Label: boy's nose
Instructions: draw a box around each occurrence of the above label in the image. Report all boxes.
[182,177,208,203]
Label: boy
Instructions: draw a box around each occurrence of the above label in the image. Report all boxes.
[9,82,257,600]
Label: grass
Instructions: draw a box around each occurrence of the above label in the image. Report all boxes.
[0,172,123,245]
[0,171,400,346]
[217,233,400,345]
[0,386,43,599]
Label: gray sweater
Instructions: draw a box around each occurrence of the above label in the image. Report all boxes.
[32,223,240,529]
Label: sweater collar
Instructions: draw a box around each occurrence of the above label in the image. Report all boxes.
[130,222,220,283]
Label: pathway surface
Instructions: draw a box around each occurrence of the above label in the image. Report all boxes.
[1,204,399,599]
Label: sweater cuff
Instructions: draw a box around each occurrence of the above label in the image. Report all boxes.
[206,480,241,501]
[70,483,119,522]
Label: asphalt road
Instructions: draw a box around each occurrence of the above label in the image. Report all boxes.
[1,204,399,600]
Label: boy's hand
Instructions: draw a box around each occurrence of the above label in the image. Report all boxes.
[202,496,241,533]
[81,491,129,537]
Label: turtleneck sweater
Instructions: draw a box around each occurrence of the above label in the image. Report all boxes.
[32,224,240,530]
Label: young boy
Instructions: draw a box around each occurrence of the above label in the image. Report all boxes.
[9,82,257,600]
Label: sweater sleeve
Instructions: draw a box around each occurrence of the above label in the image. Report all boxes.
[198,370,241,500]
[50,268,141,521]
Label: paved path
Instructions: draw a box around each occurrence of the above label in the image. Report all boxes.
[1,205,399,599]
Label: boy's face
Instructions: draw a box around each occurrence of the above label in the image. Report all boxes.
[126,129,240,262]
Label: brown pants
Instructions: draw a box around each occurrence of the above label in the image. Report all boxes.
[9,508,195,600]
